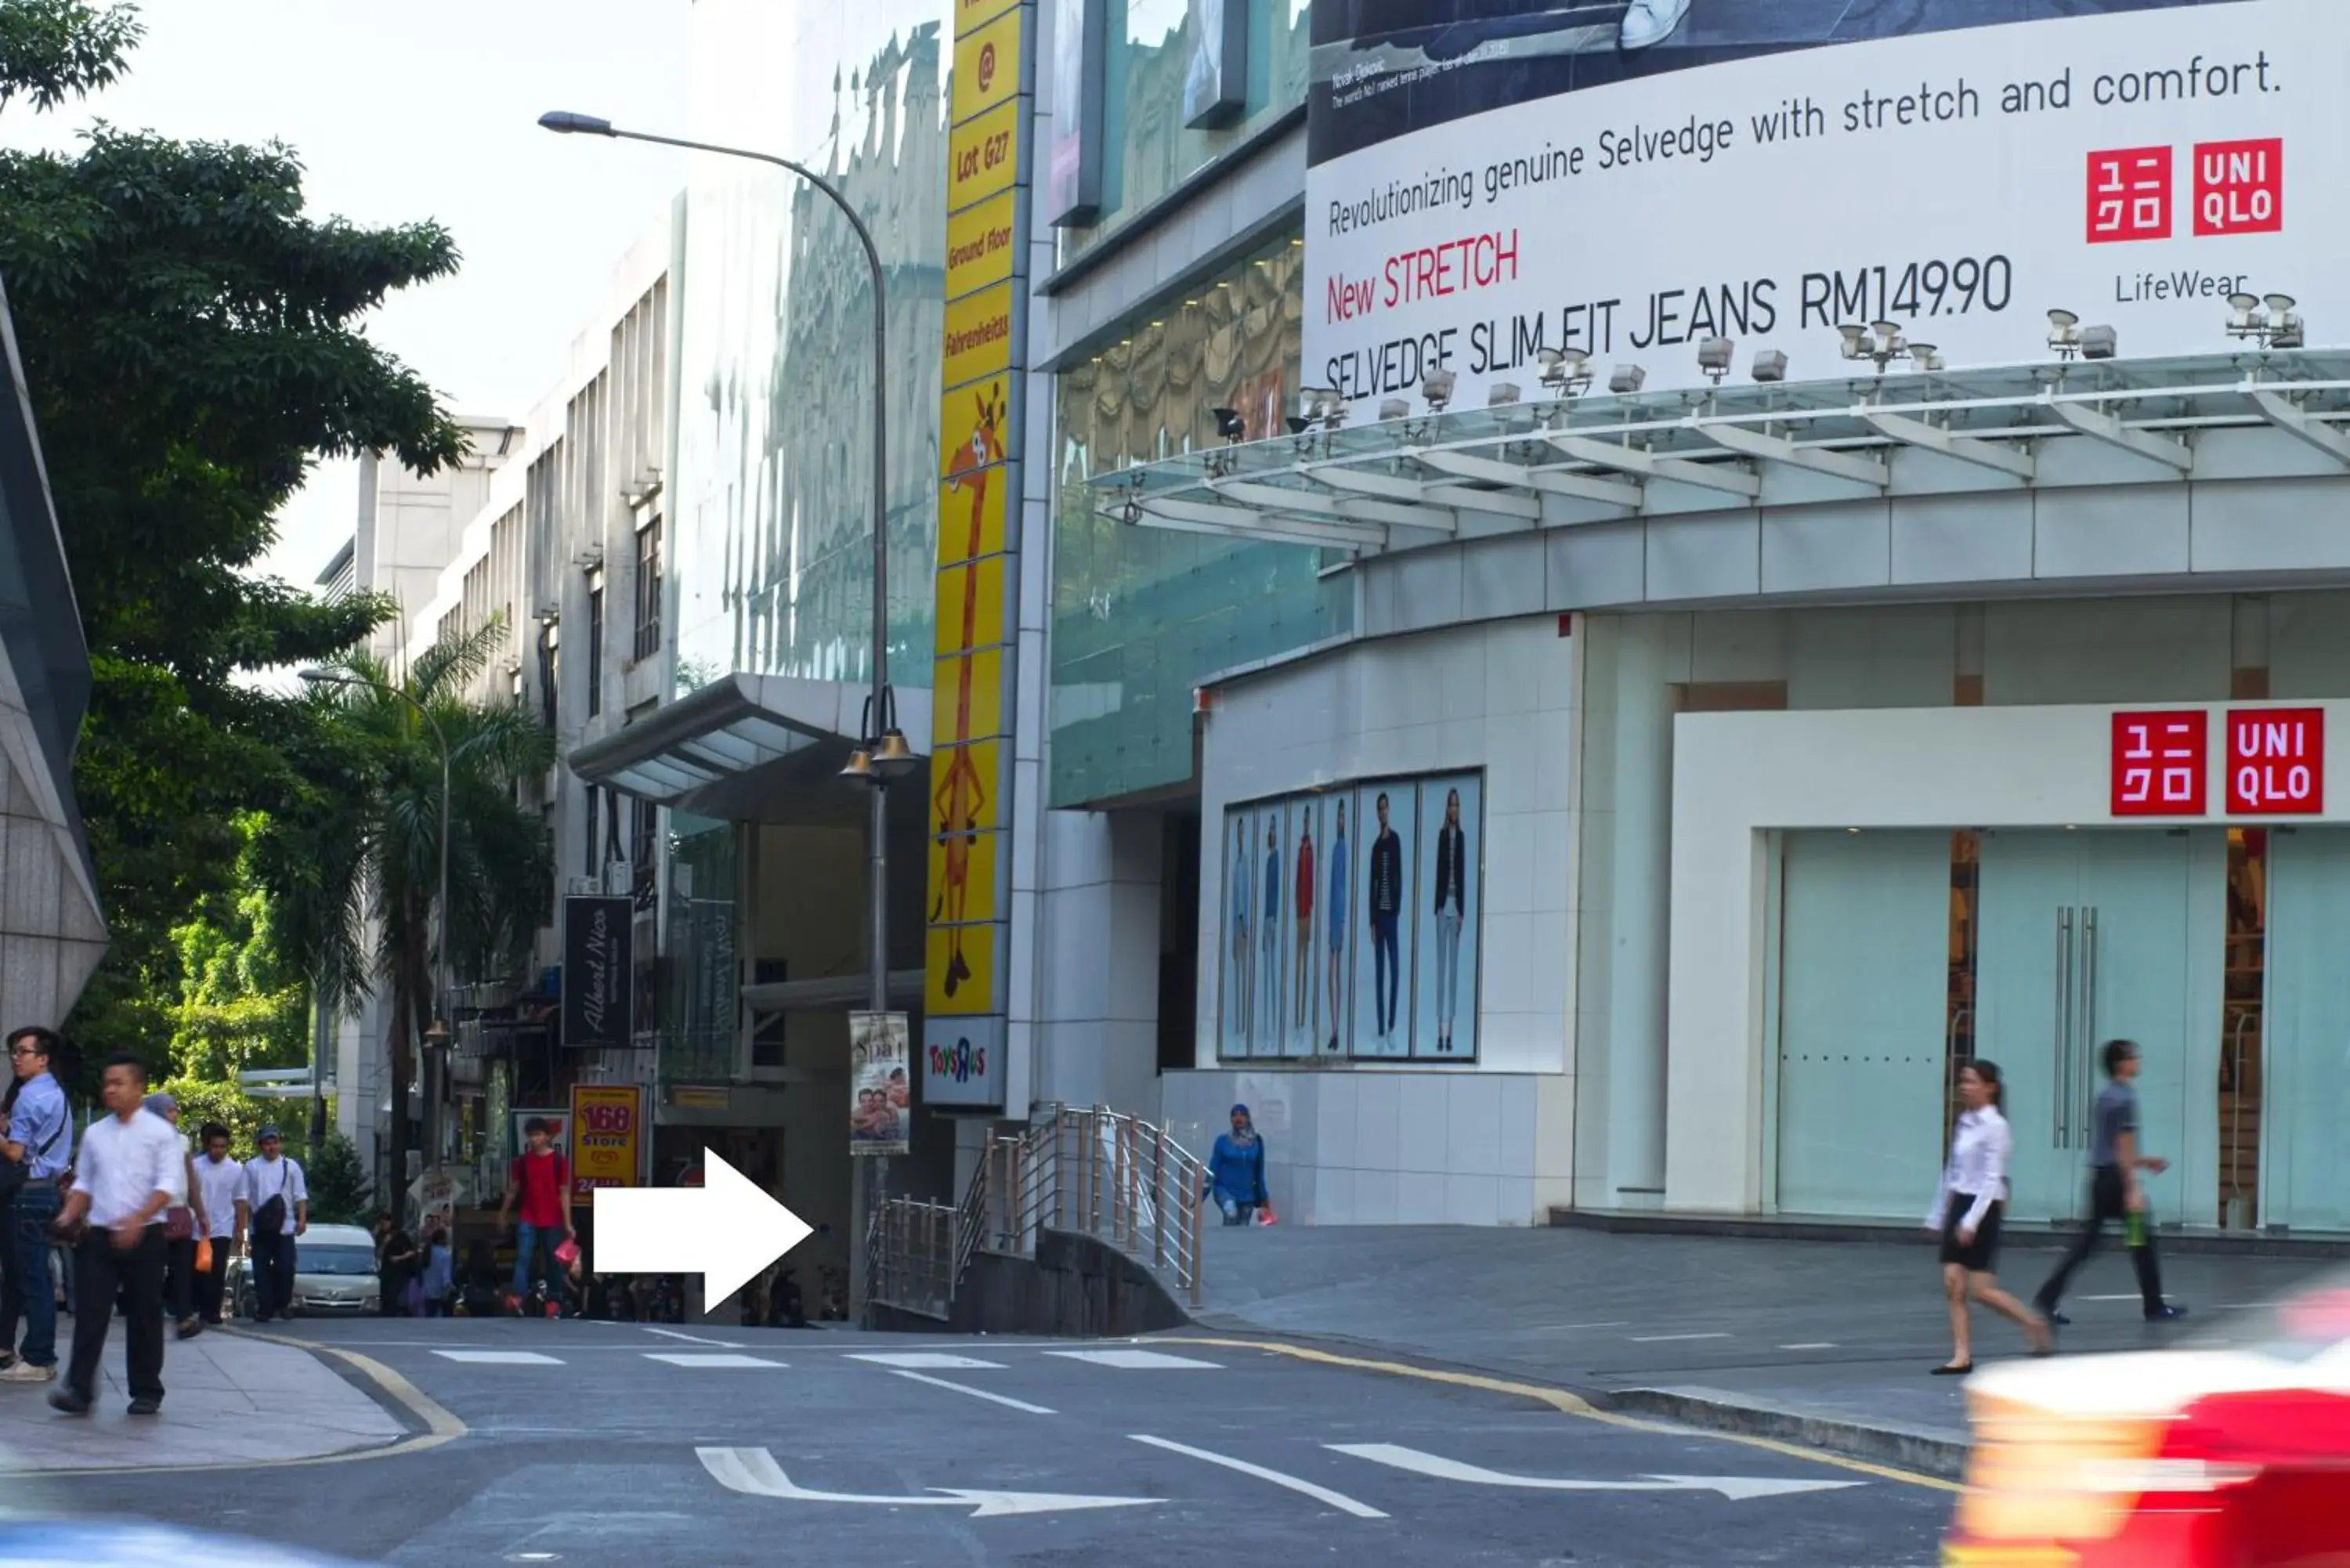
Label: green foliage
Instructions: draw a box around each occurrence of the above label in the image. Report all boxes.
[160,1075,269,1158]
[306,1132,373,1226]
[167,813,312,1082]
[0,1,461,1080]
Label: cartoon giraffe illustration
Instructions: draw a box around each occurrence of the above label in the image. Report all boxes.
[932,385,1007,996]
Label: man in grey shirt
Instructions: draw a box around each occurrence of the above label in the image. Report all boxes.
[2034,1038,2186,1325]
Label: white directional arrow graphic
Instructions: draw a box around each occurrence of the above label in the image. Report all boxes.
[697,1447,1158,1518]
[594,1148,812,1303]
[1329,1443,1863,1501]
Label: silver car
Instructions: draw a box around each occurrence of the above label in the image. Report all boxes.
[230,1222,381,1317]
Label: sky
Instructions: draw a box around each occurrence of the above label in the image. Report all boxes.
[0,0,694,587]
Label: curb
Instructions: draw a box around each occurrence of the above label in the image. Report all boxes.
[1547,1205,2350,1259]
[1597,1386,1969,1482]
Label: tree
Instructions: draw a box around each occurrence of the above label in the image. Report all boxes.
[307,1133,373,1226]
[167,813,312,1082]
[0,0,461,1078]
[272,624,555,1194]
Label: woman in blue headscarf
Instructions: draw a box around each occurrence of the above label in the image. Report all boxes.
[1205,1105,1267,1226]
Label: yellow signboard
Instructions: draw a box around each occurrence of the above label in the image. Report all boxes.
[926,919,996,1016]
[952,6,1022,127]
[935,555,1007,659]
[955,0,1018,38]
[926,826,1000,933]
[567,1084,642,1204]
[947,98,1021,214]
[927,737,1002,836]
[941,374,1013,479]
[945,190,1018,301]
[931,646,1005,748]
[943,281,1015,392]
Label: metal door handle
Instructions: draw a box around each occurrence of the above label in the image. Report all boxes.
[2054,907,2073,1147]
[2079,906,2099,1145]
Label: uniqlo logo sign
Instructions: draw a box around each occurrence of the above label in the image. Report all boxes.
[2226,707,2323,815]
[2111,710,2206,815]
[2194,138,2283,237]
[2088,146,2172,243]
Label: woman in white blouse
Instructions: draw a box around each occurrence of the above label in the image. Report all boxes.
[1928,1060,2054,1373]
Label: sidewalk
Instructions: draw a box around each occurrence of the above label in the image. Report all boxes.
[0,1328,407,1473]
[1195,1224,2336,1476]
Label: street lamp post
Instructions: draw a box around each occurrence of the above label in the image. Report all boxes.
[540,111,916,1321]
[298,669,454,1188]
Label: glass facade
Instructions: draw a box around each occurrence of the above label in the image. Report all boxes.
[1057,0,1311,262]
[1050,232,1347,805]
[672,0,949,699]
[661,812,739,1086]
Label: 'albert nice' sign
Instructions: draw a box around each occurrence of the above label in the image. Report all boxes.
[2108,709,2326,818]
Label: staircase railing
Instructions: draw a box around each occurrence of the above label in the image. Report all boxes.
[866,1103,1206,1321]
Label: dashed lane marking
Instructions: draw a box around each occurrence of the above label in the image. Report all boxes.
[889,1369,1057,1414]
[1628,1332,1731,1343]
[1157,1335,1961,1494]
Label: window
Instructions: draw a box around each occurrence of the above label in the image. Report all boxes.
[586,581,605,717]
[634,517,663,662]
[584,786,601,880]
[631,797,658,903]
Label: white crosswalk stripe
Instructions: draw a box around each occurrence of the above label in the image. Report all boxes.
[848,1352,1005,1369]
[647,1353,786,1367]
[1044,1349,1221,1370]
[433,1350,564,1365]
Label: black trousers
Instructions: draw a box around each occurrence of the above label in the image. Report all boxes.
[197,1235,231,1323]
[67,1226,164,1404]
[252,1231,297,1318]
[163,1234,197,1322]
[2037,1164,2164,1313]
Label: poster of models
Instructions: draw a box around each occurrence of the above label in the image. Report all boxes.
[1352,783,1412,1058]
[1251,807,1285,1057]
[1412,775,1482,1059]
[1316,793,1351,1056]
[848,1010,909,1156]
[1282,795,1323,1058]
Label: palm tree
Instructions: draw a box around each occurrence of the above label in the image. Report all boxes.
[262,622,555,1196]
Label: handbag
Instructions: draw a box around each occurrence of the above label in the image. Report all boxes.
[164,1205,194,1241]
[252,1193,287,1239]
[0,1118,65,1201]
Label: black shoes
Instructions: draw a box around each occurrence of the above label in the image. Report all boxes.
[127,1396,161,1416]
[2146,1303,2189,1322]
[48,1388,90,1416]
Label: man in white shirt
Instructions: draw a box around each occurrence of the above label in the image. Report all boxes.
[49,1053,185,1417]
[236,1125,308,1323]
[190,1121,243,1325]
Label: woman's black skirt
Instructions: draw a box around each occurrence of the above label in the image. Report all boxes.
[1938,1194,2004,1273]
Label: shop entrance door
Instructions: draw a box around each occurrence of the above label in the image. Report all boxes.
[1975,831,2212,1224]
[2261,828,2350,1232]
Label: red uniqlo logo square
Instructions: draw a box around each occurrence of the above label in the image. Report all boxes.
[2087,146,2172,243]
[2112,710,2207,816]
[2226,706,2323,815]
[2193,138,2283,236]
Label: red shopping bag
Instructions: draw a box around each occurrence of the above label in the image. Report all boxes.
[553,1237,580,1267]
[1255,1203,1278,1227]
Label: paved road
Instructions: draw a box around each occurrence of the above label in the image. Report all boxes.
[32,1317,1953,1566]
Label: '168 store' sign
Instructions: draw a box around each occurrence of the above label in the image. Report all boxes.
[2110,708,2326,818]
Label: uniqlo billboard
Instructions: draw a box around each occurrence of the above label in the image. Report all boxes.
[1304,0,2327,415]
[2226,706,2324,815]
[2111,710,2207,817]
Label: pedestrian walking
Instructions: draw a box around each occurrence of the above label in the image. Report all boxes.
[374,1212,419,1317]
[1203,1104,1268,1226]
[2034,1039,2188,1327]
[419,1229,454,1317]
[49,1054,183,1417]
[0,1026,74,1386]
[497,1118,574,1312]
[236,1125,308,1323]
[190,1122,240,1324]
[1925,1060,2051,1374]
[142,1095,205,1341]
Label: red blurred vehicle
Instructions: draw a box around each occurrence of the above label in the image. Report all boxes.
[1944,1270,2350,1567]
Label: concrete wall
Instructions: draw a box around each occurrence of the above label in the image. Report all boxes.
[0,648,103,1029]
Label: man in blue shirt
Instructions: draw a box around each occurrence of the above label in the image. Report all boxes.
[0,1027,74,1382]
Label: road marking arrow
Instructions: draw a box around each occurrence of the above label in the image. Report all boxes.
[1328,1443,1864,1501]
[697,1447,1157,1518]
[594,1148,812,1303]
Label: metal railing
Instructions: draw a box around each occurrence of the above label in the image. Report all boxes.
[866,1104,1209,1321]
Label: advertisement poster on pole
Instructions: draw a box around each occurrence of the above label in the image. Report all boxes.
[849,1011,910,1156]
[509,1107,569,1165]
[568,1084,645,1205]
[1303,0,2329,413]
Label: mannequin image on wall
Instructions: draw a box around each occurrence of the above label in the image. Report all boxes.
[1356,785,1412,1056]
[1256,812,1285,1056]
[1414,775,1483,1058]
[1225,811,1253,1053]
[1324,795,1350,1053]
[1288,797,1320,1056]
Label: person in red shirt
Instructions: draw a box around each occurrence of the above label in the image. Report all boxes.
[497,1118,574,1311]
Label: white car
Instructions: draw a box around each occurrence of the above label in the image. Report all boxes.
[229,1223,380,1317]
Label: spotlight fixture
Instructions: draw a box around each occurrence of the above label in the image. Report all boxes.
[1285,415,1314,435]
[1696,336,1734,385]
[1309,388,1350,432]
[2079,324,2117,360]
[1838,322,1870,359]
[1379,397,1410,422]
[1536,348,1593,397]
[2225,290,2304,350]
[1838,320,1925,375]
[1211,406,1246,442]
[1750,349,1788,384]
[1608,363,1647,395]
[1907,342,1944,373]
[1487,381,1521,407]
[2048,307,2082,359]
[1422,369,1457,413]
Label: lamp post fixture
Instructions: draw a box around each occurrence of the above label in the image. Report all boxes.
[299,668,455,1182]
[540,110,918,1319]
